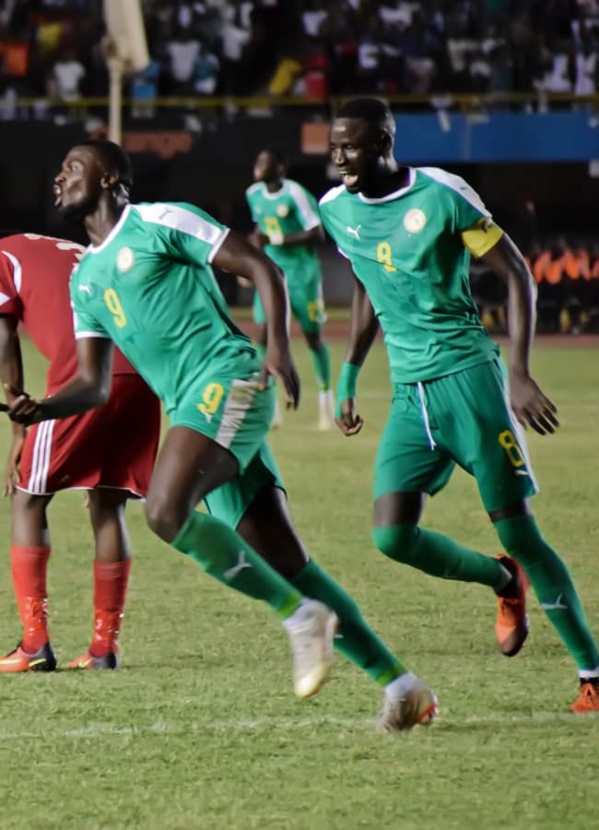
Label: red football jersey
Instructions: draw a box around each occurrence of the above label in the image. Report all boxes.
[0,233,136,392]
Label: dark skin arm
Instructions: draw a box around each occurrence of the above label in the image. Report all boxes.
[6,338,114,426]
[214,230,300,407]
[250,224,324,250]
[335,273,379,437]
[0,315,26,494]
[479,233,559,435]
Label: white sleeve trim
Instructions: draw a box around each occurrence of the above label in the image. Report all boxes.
[1,250,22,293]
[417,167,491,218]
[75,331,111,339]
[287,180,321,231]
[134,203,228,255]
[318,184,345,207]
[207,227,230,264]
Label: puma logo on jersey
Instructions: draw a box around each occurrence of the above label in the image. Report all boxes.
[78,285,92,295]
[346,224,361,240]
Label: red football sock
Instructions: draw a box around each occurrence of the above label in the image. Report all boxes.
[90,559,131,657]
[11,544,51,652]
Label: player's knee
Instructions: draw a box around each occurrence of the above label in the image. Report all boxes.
[304,332,322,351]
[372,523,419,562]
[145,495,186,543]
[12,489,49,518]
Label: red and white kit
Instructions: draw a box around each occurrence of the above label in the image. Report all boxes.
[0,233,160,496]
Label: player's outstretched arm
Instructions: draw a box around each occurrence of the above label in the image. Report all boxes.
[6,337,114,426]
[335,274,379,437]
[277,225,324,249]
[0,316,26,494]
[480,234,559,436]
[214,230,300,409]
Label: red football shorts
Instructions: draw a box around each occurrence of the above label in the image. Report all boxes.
[17,375,160,497]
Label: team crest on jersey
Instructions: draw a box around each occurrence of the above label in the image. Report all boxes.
[117,246,134,272]
[276,204,289,218]
[403,209,426,234]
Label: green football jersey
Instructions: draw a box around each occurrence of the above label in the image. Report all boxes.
[318,167,500,383]
[70,202,259,415]
[245,178,322,280]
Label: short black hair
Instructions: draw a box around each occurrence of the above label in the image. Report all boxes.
[76,139,134,193]
[260,148,286,166]
[335,98,396,138]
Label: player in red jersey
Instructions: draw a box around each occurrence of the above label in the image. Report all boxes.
[0,232,161,671]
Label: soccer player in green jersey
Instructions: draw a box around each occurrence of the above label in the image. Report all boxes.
[246,150,335,430]
[320,97,599,715]
[5,139,437,730]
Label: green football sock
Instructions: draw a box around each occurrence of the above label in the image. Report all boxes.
[494,515,599,671]
[292,559,407,685]
[310,343,331,391]
[372,524,507,589]
[172,511,303,619]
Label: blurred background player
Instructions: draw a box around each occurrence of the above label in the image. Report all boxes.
[6,140,437,729]
[0,232,160,671]
[245,149,334,430]
[321,97,599,715]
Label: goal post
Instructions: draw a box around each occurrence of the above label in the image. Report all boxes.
[102,0,149,144]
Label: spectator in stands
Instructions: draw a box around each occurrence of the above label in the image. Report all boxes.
[562,238,591,332]
[130,58,160,119]
[165,26,201,92]
[47,47,86,103]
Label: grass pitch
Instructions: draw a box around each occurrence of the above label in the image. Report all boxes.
[0,336,598,830]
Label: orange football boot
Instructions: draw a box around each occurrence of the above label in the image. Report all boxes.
[0,641,56,672]
[495,555,529,657]
[571,680,599,714]
[67,651,119,670]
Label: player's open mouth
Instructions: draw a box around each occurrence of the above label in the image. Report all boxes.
[340,172,359,188]
[53,185,62,206]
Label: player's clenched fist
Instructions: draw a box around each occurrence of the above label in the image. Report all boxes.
[335,398,364,437]
[3,386,44,426]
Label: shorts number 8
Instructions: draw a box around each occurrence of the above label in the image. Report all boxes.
[498,429,525,468]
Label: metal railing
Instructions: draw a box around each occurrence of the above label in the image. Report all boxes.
[2,90,599,115]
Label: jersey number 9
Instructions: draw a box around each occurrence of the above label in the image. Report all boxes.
[198,382,225,417]
[104,288,128,328]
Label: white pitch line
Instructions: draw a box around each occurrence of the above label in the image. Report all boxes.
[0,710,594,742]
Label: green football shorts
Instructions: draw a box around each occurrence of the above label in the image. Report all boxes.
[253,262,326,334]
[374,359,538,513]
[205,442,284,528]
[171,367,284,527]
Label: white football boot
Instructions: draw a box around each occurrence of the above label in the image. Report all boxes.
[284,599,338,698]
[378,673,438,732]
[318,389,335,431]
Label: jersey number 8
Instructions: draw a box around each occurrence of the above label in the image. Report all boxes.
[498,429,525,468]
[376,242,397,273]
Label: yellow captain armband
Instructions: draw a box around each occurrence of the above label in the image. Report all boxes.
[461,219,504,258]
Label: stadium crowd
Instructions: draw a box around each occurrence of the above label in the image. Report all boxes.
[0,0,596,333]
[473,236,599,334]
[0,1,598,104]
